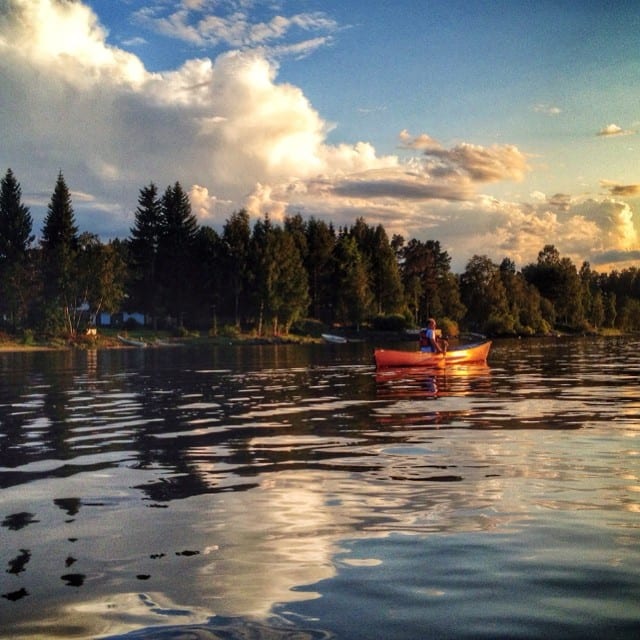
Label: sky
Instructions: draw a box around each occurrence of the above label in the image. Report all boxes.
[1,0,639,272]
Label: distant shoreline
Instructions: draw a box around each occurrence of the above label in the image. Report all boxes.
[0,328,625,353]
[0,332,324,353]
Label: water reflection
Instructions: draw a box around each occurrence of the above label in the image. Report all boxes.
[1,339,640,638]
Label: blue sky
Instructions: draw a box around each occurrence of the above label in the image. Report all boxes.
[1,0,639,271]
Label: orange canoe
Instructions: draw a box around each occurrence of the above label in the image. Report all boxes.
[374,340,491,368]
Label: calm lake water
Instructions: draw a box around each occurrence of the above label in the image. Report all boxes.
[1,337,639,639]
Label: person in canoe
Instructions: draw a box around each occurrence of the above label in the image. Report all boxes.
[418,318,448,354]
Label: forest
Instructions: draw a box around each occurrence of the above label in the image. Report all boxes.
[1,168,640,341]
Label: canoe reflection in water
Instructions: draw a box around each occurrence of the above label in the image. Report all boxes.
[374,363,493,429]
[375,363,492,398]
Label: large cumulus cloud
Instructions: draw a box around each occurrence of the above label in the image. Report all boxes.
[0,0,395,227]
[0,0,638,273]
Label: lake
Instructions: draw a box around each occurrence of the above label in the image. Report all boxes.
[1,337,639,639]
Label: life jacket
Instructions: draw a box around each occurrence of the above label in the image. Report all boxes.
[419,329,432,351]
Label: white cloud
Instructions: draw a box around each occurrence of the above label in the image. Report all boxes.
[0,0,638,276]
[448,194,639,271]
[597,123,636,137]
[399,130,442,151]
[571,199,638,251]
[532,103,562,116]
[246,182,288,222]
[183,1,208,11]
[0,0,147,85]
[134,2,338,56]
[0,2,385,228]
[189,184,219,223]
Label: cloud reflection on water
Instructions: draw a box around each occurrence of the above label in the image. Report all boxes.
[1,340,640,638]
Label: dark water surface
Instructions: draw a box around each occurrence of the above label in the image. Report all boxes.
[1,337,639,639]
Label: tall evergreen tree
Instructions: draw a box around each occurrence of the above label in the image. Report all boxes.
[254,223,309,335]
[370,224,404,316]
[128,183,163,328]
[157,182,199,328]
[222,209,251,327]
[268,228,310,334]
[248,213,274,335]
[40,171,79,335]
[579,261,605,330]
[0,169,34,261]
[332,235,373,330]
[193,225,224,331]
[558,256,584,327]
[41,172,78,250]
[0,169,35,329]
[305,217,335,322]
[284,213,309,263]
[248,219,310,335]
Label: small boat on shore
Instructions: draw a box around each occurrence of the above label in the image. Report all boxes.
[322,333,348,344]
[117,335,147,348]
[374,340,491,368]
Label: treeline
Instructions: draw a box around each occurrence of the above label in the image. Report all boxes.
[1,168,640,340]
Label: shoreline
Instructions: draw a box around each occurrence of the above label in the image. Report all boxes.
[0,327,626,353]
[0,332,325,353]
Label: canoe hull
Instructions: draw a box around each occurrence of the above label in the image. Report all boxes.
[117,335,147,348]
[374,341,491,368]
[322,333,348,344]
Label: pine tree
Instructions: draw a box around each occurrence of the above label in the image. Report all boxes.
[269,228,310,334]
[40,171,79,335]
[0,168,34,261]
[248,213,274,335]
[251,224,310,335]
[370,224,404,316]
[128,183,163,329]
[222,209,251,327]
[305,217,335,322]
[0,168,35,329]
[332,235,373,330]
[193,225,224,331]
[157,182,199,328]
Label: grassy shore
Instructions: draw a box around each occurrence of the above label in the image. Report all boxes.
[0,328,326,352]
[0,326,626,353]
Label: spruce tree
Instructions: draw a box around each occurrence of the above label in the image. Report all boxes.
[193,225,224,331]
[371,224,404,316]
[268,228,310,334]
[0,168,35,329]
[128,183,163,329]
[332,235,373,330]
[248,213,274,335]
[0,168,34,261]
[157,182,199,328]
[40,171,79,335]
[305,217,335,322]
[222,209,251,327]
